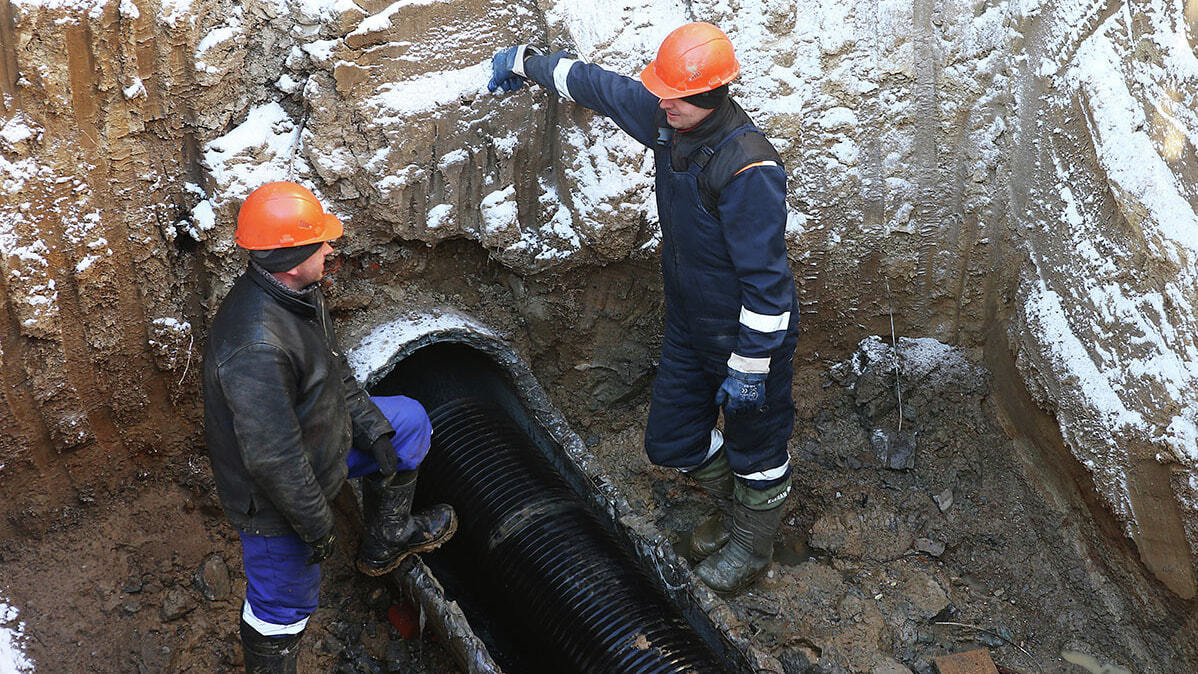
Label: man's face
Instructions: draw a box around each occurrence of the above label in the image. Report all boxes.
[659,97,714,129]
[286,242,335,289]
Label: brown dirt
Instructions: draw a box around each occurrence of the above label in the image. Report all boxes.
[2,333,1195,673]
[0,453,456,673]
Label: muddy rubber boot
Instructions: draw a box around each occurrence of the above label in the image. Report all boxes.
[686,450,733,562]
[239,618,302,674]
[357,470,458,576]
[695,478,789,595]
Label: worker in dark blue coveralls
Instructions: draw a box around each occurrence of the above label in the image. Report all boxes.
[202,181,458,672]
[489,22,799,594]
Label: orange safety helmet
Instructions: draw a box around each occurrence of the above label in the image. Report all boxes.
[639,22,740,100]
[234,181,343,250]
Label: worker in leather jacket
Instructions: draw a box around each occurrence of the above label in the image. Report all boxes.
[488,22,799,595]
[202,181,457,672]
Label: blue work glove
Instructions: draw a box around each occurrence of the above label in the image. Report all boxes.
[487,45,542,93]
[715,367,768,414]
[369,433,398,478]
[488,45,525,92]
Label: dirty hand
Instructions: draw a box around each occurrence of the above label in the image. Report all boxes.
[487,44,539,93]
[715,367,767,414]
[306,531,336,565]
[369,433,399,478]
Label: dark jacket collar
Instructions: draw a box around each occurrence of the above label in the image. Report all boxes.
[247,261,319,317]
[670,97,751,167]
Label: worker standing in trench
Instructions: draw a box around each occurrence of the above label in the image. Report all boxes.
[202,181,458,672]
[489,22,799,594]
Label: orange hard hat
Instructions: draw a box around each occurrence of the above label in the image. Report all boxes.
[639,22,740,99]
[234,181,343,250]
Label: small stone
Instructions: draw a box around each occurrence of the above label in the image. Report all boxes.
[933,488,954,512]
[122,575,144,594]
[122,601,141,615]
[193,554,231,601]
[915,538,946,557]
[160,585,197,621]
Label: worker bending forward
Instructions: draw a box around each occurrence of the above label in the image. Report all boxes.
[203,181,457,672]
[489,22,799,594]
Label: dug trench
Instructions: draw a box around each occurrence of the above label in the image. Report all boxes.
[1,236,1195,673]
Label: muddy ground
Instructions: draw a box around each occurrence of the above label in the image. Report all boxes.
[0,337,1192,673]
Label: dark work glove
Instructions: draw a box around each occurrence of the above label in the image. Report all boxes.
[306,531,336,565]
[487,44,542,93]
[715,367,768,414]
[370,433,398,478]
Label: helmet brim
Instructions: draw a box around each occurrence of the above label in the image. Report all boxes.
[316,213,343,243]
[639,59,738,100]
[639,60,691,100]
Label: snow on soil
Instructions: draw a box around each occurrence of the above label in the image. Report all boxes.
[346,311,497,382]
[0,602,31,674]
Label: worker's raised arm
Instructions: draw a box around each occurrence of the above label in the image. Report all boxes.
[488,45,660,148]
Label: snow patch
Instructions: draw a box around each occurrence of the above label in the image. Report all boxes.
[347,311,497,382]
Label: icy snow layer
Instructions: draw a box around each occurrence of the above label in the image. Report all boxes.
[1009,0,1198,596]
[0,602,32,673]
[347,310,497,382]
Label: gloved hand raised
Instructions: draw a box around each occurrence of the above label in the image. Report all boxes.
[370,433,399,478]
[715,367,768,414]
[306,531,336,565]
[487,45,541,93]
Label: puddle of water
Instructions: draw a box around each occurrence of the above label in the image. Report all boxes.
[775,533,816,566]
[1061,650,1132,674]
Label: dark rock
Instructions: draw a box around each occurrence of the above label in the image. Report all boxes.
[780,644,823,673]
[915,538,946,557]
[193,553,231,601]
[871,428,916,470]
[122,574,144,594]
[160,585,197,621]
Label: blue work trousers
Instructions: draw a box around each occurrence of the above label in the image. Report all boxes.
[239,395,430,634]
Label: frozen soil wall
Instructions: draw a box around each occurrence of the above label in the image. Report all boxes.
[1,0,1196,670]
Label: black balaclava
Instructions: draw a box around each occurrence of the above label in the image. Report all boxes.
[249,242,323,273]
[681,84,729,110]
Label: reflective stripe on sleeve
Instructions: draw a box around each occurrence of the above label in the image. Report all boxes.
[553,59,578,101]
[739,306,790,333]
[734,160,778,176]
[728,353,770,374]
[735,459,791,483]
[242,601,309,636]
[512,44,530,77]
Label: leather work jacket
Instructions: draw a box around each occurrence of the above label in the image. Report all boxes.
[202,264,392,542]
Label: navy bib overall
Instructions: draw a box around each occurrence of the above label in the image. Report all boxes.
[643,125,796,490]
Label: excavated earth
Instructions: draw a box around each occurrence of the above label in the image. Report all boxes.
[2,0,1198,671]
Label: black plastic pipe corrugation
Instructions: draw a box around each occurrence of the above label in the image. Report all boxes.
[371,343,732,673]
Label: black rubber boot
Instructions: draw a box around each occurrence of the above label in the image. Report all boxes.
[239,618,302,674]
[686,451,733,562]
[694,480,788,595]
[357,470,458,576]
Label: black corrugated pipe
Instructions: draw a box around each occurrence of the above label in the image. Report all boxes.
[370,342,737,673]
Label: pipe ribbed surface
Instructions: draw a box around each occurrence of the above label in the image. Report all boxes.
[416,397,727,673]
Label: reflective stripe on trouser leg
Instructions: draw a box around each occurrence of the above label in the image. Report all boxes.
[723,336,796,492]
[239,532,320,635]
[681,430,725,474]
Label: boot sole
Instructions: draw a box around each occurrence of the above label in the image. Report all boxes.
[705,564,770,596]
[356,512,459,577]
